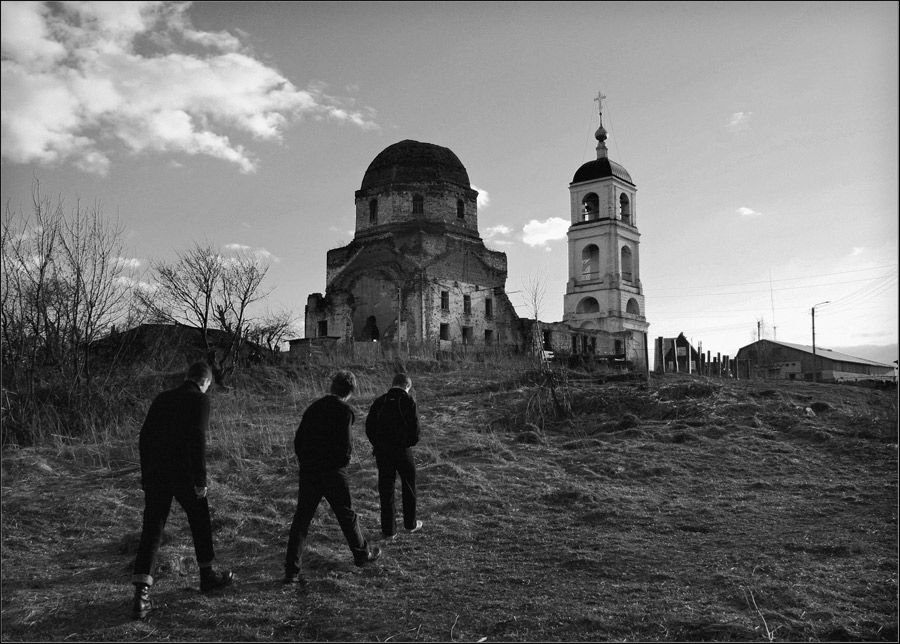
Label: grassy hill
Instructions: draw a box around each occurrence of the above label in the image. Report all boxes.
[1,359,897,642]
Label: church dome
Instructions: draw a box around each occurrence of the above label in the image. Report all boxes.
[360,140,471,191]
[571,157,634,186]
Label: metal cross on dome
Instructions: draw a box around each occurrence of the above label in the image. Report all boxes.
[594,90,606,114]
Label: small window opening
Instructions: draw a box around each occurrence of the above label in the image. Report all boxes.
[413,194,424,214]
[439,323,450,341]
[369,199,378,224]
[619,193,631,223]
[463,295,471,315]
[440,291,449,311]
[457,199,465,219]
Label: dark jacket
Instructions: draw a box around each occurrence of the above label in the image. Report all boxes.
[294,395,356,473]
[139,380,209,492]
[365,388,420,451]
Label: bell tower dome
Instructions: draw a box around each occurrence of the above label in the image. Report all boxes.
[563,91,649,363]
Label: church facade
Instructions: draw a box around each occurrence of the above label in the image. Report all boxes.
[302,140,525,352]
[300,94,649,369]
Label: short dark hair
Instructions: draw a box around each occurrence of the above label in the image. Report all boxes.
[392,373,411,388]
[186,361,213,384]
[330,371,357,398]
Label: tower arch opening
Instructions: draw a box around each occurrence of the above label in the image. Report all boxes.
[581,244,599,280]
[582,193,600,221]
[626,298,641,315]
[361,315,380,341]
[619,193,631,223]
[621,245,633,281]
[576,296,600,314]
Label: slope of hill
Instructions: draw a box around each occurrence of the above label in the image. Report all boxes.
[1,362,897,642]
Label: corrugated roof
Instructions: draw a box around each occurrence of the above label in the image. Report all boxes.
[751,340,893,368]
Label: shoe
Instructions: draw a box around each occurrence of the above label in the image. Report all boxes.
[355,545,382,567]
[406,520,424,533]
[382,532,397,541]
[283,572,305,585]
[131,583,152,620]
[200,569,234,593]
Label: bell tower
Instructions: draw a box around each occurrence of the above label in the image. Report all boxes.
[563,91,649,364]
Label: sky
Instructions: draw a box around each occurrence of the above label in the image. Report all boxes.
[2,1,898,366]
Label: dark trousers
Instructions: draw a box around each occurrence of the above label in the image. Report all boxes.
[375,448,417,536]
[132,488,215,586]
[284,468,369,572]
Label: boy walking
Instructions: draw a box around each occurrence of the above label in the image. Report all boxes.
[366,373,423,539]
[284,371,380,583]
[130,361,233,620]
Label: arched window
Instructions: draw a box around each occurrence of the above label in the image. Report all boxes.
[619,193,631,223]
[582,193,600,221]
[621,245,633,281]
[457,199,465,219]
[576,297,600,314]
[581,244,599,280]
[369,199,378,224]
[361,315,380,342]
[412,194,424,214]
[626,298,641,315]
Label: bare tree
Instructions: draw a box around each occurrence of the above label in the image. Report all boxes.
[2,181,135,392]
[56,196,134,389]
[247,307,299,361]
[521,272,569,422]
[213,247,271,372]
[522,273,548,365]
[141,242,272,382]
[1,187,62,398]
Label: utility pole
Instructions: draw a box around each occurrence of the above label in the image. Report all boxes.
[811,301,830,383]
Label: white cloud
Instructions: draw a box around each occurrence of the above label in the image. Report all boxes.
[132,280,159,295]
[727,111,753,130]
[114,256,142,270]
[0,1,378,175]
[484,224,511,238]
[472,184,490,209]
[224,243,279,263]
[522,217,569,248]
[736,207,762,217]
[329,225,355,240]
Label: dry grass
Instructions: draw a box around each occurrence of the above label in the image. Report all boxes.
[1,361,897,642]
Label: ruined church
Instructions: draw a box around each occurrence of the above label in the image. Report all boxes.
[301,94,649,369]
[303,139,524,350]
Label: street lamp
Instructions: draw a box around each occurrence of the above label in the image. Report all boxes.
[811,301,830,383]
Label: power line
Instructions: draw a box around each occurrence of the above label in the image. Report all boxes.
[649,274,897,298]
[644,264,897,292]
